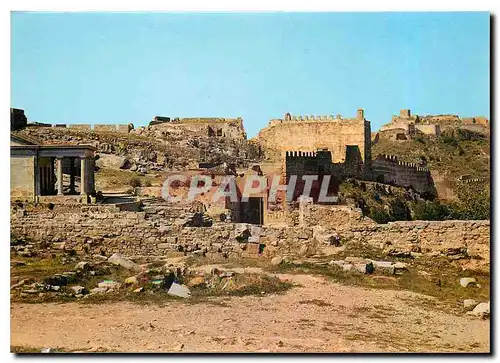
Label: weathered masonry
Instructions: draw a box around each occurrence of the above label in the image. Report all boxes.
[149,116,247,140]
[255,109,372,172]
[11,134,96,203]
[10,202,490,267]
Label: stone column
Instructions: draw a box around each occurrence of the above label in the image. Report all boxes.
[80,157,87,195]
[56,157,64,195]
[89,158,95,194]
[69,157,76,194]
[50,157,56,194]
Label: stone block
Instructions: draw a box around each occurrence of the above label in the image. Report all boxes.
[248,236,260,244]
[166,236,177,244]
[460,277,477,288]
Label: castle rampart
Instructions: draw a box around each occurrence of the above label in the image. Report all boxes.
[372,154,433,194]
[255,109,371,170]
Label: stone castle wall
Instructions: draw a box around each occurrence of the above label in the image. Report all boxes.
[372,154,433,195]
[255,110,371,166]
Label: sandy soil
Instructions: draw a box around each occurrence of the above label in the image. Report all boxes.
[10,273,489,353]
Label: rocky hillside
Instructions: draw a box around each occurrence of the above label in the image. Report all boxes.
[14,125,262,172]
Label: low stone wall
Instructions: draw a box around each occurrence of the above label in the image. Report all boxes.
[346,220,490,263]
[10,203,249,258]
[300,204,490,264]
[93,124,118,132]
[10,202,318,259]
[10,203,490,266]
[69,124,92,131]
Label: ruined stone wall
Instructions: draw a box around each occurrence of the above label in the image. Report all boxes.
[149,118,246,140]
[66,124,133,133]
[379,109,489,139]
[10,156,35,200]
[347,220,490,263]
[11,108,28,131]
[415,124,440,136]
[302,204,375,230]
[10,203,234,257]
[463,116,489,126]
[459,124,490,135]
[255,112,370,166]
[69,124,92,131]
[9,202,311,259]
[372,154,433,195]
[10,202,490,265]
[300,204,490,264]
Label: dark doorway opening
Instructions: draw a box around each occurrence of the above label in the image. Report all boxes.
[239,197,264,224]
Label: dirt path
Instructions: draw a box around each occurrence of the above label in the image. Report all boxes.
[10,274,489,353]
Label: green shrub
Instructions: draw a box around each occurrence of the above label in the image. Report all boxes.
[412,200,450,221]
[449,183,490,220]
[129,177,141,188]
[368,207,394,224]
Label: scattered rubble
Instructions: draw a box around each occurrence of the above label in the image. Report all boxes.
[167,283,191,299]
[108,253,142,272]
[71,286,87,295]
[98,280,122,291]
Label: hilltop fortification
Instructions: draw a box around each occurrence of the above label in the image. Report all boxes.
[147,116,247,140]
[378,109,489,141]
[253,109,372,171]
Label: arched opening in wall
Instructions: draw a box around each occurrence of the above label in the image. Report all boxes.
[217,128,223,137]
[396,133,407,141]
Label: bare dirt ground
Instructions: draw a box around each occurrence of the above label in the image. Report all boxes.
[10,272,489,353]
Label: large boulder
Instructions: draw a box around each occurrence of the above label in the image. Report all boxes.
[74,261,91,271]
[271,256,283,266]
[463,299,479,311]
[108,253,141,272]
[460,277,477,288]
[467,302,490,319]
[95,154,127,170]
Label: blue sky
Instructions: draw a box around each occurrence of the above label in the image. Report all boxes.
[11,12,490,137]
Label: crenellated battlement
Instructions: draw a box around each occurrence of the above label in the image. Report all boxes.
[374,154,429,172]
[285,151,318,158]
[255,108,371,170]
[273,109,366,126]
[372,153,432,194]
